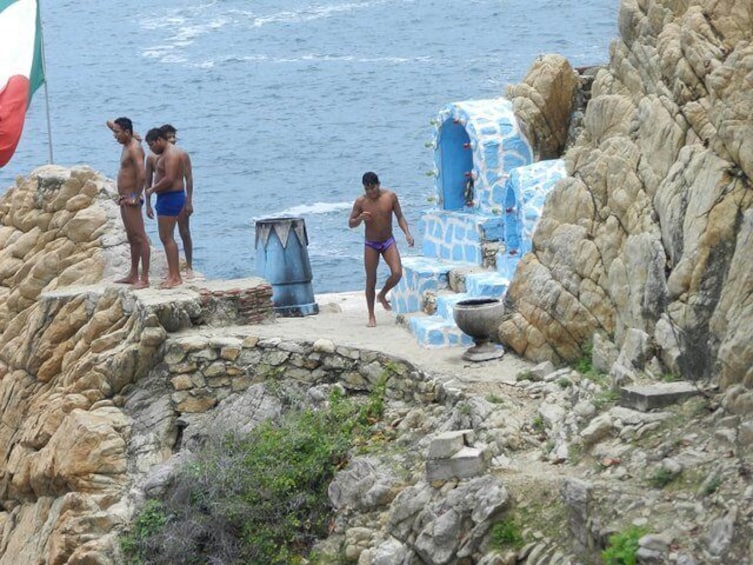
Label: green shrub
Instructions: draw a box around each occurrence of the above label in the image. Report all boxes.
[602,525,648,564]
[516,370,539,382]
[489,518,523,550]
[592,389,619,411]
[649,467,679,489]
[119,500,167,562]
[121,383,387,564]
[702,475,723,496]
[485,393,505,404]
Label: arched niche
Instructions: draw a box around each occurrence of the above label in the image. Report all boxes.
[436,119,473,211]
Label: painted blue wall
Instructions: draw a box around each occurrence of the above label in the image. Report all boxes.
[437,119,472,211]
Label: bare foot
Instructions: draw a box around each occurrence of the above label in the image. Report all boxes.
[159,278,183,289]
[377,294,392,311]
[184,268,195,280]
[367,316,377,328]
[132,279,150,289]
[114,275,138,284]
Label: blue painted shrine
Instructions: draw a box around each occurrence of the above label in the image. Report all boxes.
[392,98,568,347]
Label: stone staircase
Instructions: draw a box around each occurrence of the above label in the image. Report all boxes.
[391,256,512,348]
[392,97,567,348]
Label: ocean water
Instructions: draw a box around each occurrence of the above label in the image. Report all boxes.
[1,0,618,293]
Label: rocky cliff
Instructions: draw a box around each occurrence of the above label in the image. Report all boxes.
[502,0,753,402]
[0,0,752,563]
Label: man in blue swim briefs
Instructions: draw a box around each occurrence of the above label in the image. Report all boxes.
[349,171,414,327]
[145,124,195,278]
[144,128,186,289]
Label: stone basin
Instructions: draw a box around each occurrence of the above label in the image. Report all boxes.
[453,298,505,361]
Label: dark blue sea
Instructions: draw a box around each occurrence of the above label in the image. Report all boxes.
[1,0,618,292]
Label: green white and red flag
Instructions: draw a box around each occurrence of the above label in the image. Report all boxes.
[0,0,45,167]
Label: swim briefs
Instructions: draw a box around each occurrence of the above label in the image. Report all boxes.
[155,190,186,217]
[365,236,396,252]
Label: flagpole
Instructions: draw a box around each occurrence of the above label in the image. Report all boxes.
[37,0,53,164]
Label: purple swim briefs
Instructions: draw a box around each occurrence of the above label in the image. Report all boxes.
[364,236,396,252]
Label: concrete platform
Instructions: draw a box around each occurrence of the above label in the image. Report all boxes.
[246,290,533,389]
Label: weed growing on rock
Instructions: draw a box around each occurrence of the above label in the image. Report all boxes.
[592,389,619,411]
[516,370,539,382]
[531,415,545,433]
[648,467,679,488]
[120,384,388,564]
[485,393,505,404]
[489,518,524,550]
[119,500,166,561]
[601,525,648,565]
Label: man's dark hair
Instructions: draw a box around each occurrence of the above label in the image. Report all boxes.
[160,124,176,136]
[114,117,133,134]
[145,128,165,143]
[362,171,379,186]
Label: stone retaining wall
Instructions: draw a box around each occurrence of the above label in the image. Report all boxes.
[161,332,454,415]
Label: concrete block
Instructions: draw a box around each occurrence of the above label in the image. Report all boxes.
[427,430,475,459]
[619,381,700,412]
[425,446,488,481]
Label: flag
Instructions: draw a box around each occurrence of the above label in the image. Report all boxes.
[0,0,45,167]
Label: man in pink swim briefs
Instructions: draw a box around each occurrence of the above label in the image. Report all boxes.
[144,128,187,289]
[348,171,414,327]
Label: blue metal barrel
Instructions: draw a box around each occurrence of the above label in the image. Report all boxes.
[255,216,319,317]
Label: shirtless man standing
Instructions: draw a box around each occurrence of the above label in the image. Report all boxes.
[107,117,150,289]
[146,124,194,277]
[144,128,186,288]
[348,171,414,327]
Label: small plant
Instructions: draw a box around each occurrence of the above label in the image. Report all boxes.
[568,442,584,464]
[661,372,679,382]
[458,401,472,416]
[489,518,524,550]
[574,342,608,384]
[516,370,539,382]
[357,376,387,427]
[485,393,505,404]
[592,389,620,411]
[119,500,167,559]
[574,342,594,375]
[531,415,545,433]
[602,525,648,565]
[648,467,679,488]
[702,475,723,496]
[557,377,572,388]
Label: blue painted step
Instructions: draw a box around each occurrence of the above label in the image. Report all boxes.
[404,313,474,349]
[465,271,509,297]
[391,256,475,315]
[435,292,471,321]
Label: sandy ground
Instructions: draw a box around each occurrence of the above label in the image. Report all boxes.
[247,291,534,391]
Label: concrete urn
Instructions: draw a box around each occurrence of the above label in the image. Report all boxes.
[453,298,505,361]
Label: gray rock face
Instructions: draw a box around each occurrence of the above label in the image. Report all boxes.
[499,0,753,395]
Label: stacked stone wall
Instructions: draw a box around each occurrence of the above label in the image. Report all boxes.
[161,333,450,415]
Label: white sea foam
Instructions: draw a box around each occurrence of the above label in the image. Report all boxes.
[251,1,386,28]
[258,201,353,218]
[191,53,428,67]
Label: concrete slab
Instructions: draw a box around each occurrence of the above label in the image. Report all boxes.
[619,381,701,412]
